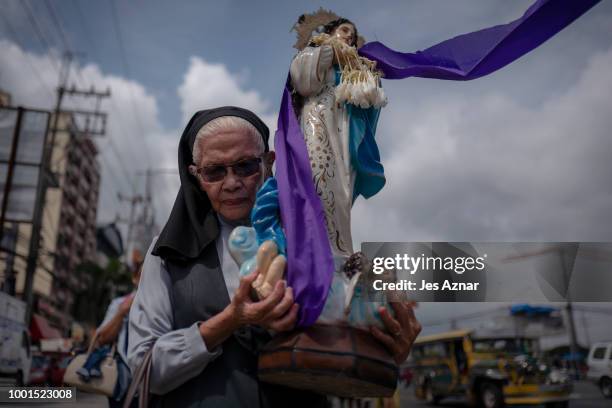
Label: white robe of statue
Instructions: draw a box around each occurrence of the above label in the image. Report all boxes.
[290,45,355,270]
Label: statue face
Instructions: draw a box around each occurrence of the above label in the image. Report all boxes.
[332,23,356,46]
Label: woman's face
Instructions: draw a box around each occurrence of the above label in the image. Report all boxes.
[332,23,356,46]
[190,130,274,223]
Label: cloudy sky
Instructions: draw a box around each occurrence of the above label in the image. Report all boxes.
[1,0,611,339]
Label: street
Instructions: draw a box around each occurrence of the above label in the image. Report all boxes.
[398,381,609,407]
[0,379,108,408]
[0,390,107,408]
[0,379,609,407]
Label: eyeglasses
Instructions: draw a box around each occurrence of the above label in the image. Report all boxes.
[194,157,263,183]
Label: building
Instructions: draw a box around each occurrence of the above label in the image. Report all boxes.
[0,89,10,107]
[48,112,100,328]
[1,105,101,335]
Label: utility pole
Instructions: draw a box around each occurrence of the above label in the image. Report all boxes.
[143,169,153,245]
[134,168,177,258]
[502,245,581,379]
[22,52,110,324]
[0,107,25,295]
[558,247,580,380]
[117,193,143,264]
[22,53,72,324]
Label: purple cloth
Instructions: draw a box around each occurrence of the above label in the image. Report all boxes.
[360,0,600,80]
[275,0,600,327]
[274,77,335,327]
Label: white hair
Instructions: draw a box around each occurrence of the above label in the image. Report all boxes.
[192,116,264,164]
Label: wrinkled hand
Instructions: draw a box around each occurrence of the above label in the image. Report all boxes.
[229,270,299,332]
[370,301,422,364]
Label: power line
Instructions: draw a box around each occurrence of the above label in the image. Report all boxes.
[105,138,137,192]
[71,0,99,62]
[67,4,138,184]
[98,148,132,206]
[38,2,90,93]
[108,0,153,168]
[12,231,55,262]
[24,0,89,109]
[104,97,149,178]
[43,0,73,52]
[46,0,156,210]
[35,2,134,226]
[56,2,150,195]
[0,13,55,101]
[69,0,146,179]
[20,0,61,73]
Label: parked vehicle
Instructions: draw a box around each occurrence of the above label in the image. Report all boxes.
[409,329,571,408]
[399,366,413,387]
[0,292,32,385]
[586,341,612,399]
[28,354,51,385]
[49,354,72,386]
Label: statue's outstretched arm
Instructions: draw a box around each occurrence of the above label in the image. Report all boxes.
[290,45,333,97]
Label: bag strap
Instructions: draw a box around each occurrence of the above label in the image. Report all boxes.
[122,346,153,408]
[86,332,100,355]
[140,349,152,408]
[88,331,117,361]
[108,342,117,357]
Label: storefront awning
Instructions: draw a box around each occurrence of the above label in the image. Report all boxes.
[30,314,62,342]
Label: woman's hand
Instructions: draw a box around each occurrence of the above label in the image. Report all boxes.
[370,301,422,364]
[229,270,299,332]
[200,270,298,349]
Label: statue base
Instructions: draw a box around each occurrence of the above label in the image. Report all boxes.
[258,324,398,398]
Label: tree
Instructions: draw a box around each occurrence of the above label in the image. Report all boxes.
[72,258,132,327]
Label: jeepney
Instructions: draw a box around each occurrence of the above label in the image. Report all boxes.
[409,330,571,408]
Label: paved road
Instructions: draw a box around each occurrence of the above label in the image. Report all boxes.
[1,380,607,407]
[399,381,609,407]
[0,377,101,406]
[0,387,108,408]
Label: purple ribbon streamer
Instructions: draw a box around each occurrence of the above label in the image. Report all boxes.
[359,0,601,81]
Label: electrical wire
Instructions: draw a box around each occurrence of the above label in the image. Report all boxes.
[108,0,153,169]
[70,0,147,176]
[44,0,145,208]
[0,12,56,101]
[42,0,73,53]
[20,0,61,73]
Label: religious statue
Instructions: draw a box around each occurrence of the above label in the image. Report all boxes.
[228,0,601,397]
[229,10,392,330]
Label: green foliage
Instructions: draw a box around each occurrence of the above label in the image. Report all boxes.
[72,258,133,327]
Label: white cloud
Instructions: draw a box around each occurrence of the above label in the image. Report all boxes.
[0,41,277,238]
[352,46,612,245]
[4,36,611,246]
[178,57,277,131]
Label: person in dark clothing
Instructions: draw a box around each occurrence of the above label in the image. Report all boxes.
[127,107,327,407]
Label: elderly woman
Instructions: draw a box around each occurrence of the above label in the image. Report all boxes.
[128,107,327,407]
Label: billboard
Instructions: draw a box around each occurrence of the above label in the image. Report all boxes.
[0,107,50,223]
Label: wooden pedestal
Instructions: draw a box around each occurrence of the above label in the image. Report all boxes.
[258,324,398,398]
